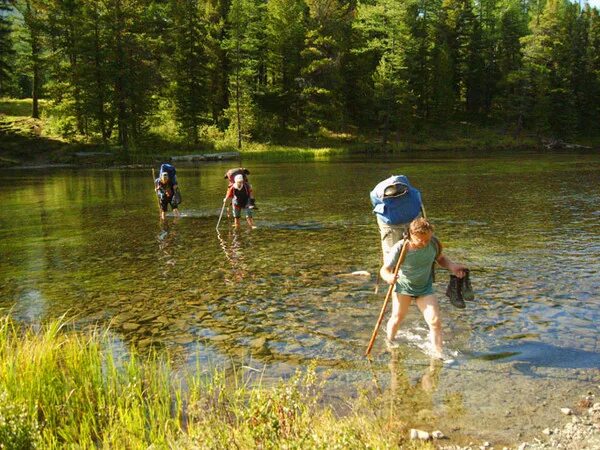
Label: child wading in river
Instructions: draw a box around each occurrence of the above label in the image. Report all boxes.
[223,174,256,228]
[380,218,467,359]
[155,169,180,220]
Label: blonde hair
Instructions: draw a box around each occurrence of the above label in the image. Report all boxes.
[409,217,434,235]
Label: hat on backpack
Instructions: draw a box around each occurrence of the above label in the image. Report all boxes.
[383,183,408,198]
[370,175,423,225]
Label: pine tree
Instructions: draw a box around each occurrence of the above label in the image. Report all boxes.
[170,0,210,144]
[81,1,113,142]
[44,0,87,133]
[521,0,577,137]
[261,0,305,137]
[354,0,413,142]
[495,0,529,132]
[440,0,484,115]
[586,5,600,134]
[0,0,14,94]
[571,3,596,134]
[223,0,265,148]
[204,0,228,128]
[14,0,46,118]
[301,0,352,134]
[103,0,161,147]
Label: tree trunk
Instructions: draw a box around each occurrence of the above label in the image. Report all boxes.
[114,0,128,148]
[27,0,40,119]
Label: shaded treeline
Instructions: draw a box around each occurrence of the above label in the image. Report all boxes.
[2,0,600,148]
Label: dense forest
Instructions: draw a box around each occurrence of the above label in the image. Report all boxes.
[0,0,599,149]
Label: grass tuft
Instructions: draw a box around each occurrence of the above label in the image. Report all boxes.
[0,315,435,449]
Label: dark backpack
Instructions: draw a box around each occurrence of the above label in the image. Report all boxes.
[224,167,250,184]
[159,163,178,185]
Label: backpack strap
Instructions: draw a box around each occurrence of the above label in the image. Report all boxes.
[432,236,442,261]
[431,236,442,283]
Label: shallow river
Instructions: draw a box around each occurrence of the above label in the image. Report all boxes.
[1,152,599,445]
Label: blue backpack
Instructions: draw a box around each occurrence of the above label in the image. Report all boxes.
[370,175,423,225]
[159,163,178,185]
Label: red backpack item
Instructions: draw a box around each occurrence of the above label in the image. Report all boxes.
[224,168,250,185]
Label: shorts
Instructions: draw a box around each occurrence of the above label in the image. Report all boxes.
[233,207,253,219]
[377,216,406,258]
[159,193,179,212]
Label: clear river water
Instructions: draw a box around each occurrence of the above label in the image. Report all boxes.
[1,152,598,445]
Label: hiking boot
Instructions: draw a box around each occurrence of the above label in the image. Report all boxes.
[461,270,474,301]
[446,275,465,309]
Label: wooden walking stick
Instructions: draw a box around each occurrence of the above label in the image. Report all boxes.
[365,236,410,357]
[152,168,162,214]
[216,201,226,230]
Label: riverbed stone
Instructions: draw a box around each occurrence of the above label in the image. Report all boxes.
[173,336,194,344]
[431,430,445,439]
[409,429,430,441]
[561,408,573,415]
[250,337,267,348]
[137,338,152,348]
[139,312,159,323]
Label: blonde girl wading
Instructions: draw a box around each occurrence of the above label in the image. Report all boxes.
[380,218,467,359]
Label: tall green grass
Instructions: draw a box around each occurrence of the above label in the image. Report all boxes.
[0,316,433,449]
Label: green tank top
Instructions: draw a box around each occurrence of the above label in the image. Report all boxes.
[385,239,437,297]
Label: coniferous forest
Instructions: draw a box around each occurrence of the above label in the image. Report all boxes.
[1,0,599,149]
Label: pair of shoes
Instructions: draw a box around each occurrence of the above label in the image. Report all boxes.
[461,269,474,301]
[446,275,466,309]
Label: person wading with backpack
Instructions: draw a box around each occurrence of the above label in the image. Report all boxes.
[223,173,256,229]
[370,175,424,260]
[380,218,467,359]
[155,165,181,220]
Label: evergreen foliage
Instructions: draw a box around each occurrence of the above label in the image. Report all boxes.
[0,0,14,94]
[3,0,600,148]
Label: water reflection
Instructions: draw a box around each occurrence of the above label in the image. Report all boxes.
[216,229,250,285]
[157,217,179,276]
[387,353,444,426]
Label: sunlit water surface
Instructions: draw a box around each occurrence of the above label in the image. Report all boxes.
[1,153,598,444]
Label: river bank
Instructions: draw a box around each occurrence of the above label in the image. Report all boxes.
[5,97,598,168]
[1,315,597,449]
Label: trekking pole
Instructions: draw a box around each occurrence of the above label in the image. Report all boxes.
[216,200,226,230]
[365,235,410,357]
[152,168,161,214]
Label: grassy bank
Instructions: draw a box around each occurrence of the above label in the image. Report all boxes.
[0,316,433,449]
[3,96,586,166]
